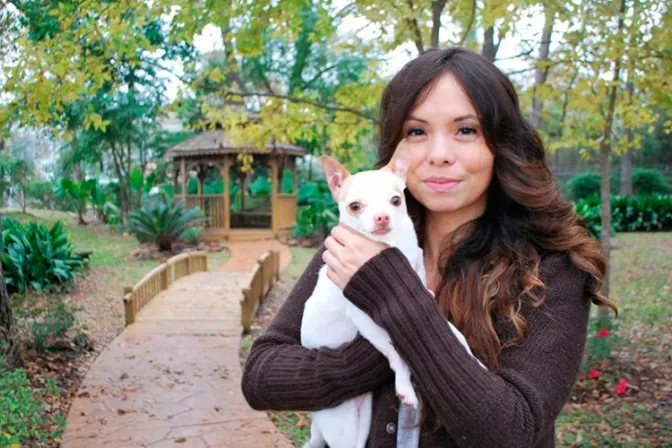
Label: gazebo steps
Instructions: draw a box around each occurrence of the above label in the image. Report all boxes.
[203,228,293,242]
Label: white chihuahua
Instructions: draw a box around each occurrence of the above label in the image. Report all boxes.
[300,152,426,448]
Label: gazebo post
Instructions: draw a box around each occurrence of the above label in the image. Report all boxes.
[292,156,298,194]
[172,165,178,202]
[270,154,278,233]
[180,158,187,201]
[197,165,204,196]
[222,156,231,236]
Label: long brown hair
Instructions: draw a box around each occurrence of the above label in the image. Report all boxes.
[377,47,616,371]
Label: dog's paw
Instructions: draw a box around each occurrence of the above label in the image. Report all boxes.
[398,391,419,409]
[395,380,419,408]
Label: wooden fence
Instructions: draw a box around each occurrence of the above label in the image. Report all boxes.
[241,250,280,334]
[122,251,208,326]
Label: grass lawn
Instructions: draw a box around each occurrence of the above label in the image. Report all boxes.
[240,233,671,447]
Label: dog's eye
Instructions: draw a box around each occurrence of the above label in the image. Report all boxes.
[391,196,402,206]
[349,202,361,212]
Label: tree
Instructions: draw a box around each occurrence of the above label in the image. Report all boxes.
[545,0,670,312]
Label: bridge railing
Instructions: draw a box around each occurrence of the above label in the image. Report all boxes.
[122,251,208,326]
[241,250,280,334]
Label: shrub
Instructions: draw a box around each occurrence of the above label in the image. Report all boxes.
[565,173,601,201]
[29,298,79,353]
[25,181,58,209]
[632,168,672,195]
[575,194,672,238]
[1,219,87,294]
[129,198,207,251]
[293,181,338,239]
[181,226,203,245]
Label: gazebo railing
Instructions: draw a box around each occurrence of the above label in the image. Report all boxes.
[183,195,226,228]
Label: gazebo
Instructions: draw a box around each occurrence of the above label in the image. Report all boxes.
[165,129,306,241]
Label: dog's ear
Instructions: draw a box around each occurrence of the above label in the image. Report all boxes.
[321,155,350,200]
[385,143,410,182]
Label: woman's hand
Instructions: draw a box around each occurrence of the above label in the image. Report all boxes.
[323,225,388,290]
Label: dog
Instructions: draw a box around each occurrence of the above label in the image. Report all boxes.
[300,151,425,448]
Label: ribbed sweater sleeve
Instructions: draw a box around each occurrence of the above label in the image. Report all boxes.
[241,245,394,412]
[343,248,591,448]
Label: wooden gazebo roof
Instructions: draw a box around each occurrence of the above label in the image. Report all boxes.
[165,130,306,158]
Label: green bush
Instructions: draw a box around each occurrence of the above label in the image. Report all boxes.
[29,298,79,353]
[294,181,338,239]
[1,219,87,294]
[575,194,672,238]
[129,198,207,251]
[0,357,67,445]
[565,173,601,201]
[632,168,672,195]
[181,226,203,245]
[25,181,58,209]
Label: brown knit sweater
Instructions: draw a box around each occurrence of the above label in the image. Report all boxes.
[241,245,591,447]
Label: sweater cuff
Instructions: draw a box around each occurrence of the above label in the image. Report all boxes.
[343,247,423,317]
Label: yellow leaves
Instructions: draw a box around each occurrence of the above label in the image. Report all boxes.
[83,113,110,132]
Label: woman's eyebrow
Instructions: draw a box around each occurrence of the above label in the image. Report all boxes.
[453,114,478,122]
[406,113,478,123]
[406,114,428,123]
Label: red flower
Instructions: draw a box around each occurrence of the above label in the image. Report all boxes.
[596,328,609,338]
[589,369,599,379]
[614,378,628,395]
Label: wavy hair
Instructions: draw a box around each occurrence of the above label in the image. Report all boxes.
[377,47,616,371]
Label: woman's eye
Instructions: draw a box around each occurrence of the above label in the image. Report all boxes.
[458,126,478,136]
[391,196,402,206]
[407,127,425,137]
[349,202,361,212]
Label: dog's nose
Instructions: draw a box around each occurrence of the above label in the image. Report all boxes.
[374,213,390,225]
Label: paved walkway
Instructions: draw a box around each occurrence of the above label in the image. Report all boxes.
[63,242,293,448]
[219,240,292,273]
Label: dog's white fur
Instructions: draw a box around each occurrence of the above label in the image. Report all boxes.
[300,153,426,448]
[300,152,488,448]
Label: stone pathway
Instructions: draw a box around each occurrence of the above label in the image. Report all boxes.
[63,244,293,448]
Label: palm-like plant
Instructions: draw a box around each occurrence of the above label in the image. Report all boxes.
[55,178,94,225]
[129,198,207,252]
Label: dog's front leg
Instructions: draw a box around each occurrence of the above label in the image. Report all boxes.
[346,303,419,408]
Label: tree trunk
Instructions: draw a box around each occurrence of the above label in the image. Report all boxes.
[482,26,498,62]
[620,149,633,196]
[620,70,636,198]
[0,215,22,370]
[431,0,447,47]
[598,0,627,321]
[530,5,555,129]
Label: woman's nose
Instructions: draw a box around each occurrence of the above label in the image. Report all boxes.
[427,134,456,166]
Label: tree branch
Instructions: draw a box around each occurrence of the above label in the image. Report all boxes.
[147,59,379,123]
[459,0,477,46]
[405,0,425,53]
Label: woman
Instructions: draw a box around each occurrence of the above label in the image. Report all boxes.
[242,47,615,447]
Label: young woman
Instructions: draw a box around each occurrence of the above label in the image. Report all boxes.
[242,47,615,447]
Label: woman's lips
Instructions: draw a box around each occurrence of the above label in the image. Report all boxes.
[424,178,462,192]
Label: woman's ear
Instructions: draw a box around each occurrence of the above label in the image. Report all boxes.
[321,156,350,200]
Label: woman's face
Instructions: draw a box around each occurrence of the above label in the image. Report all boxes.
[401,73,495,219]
